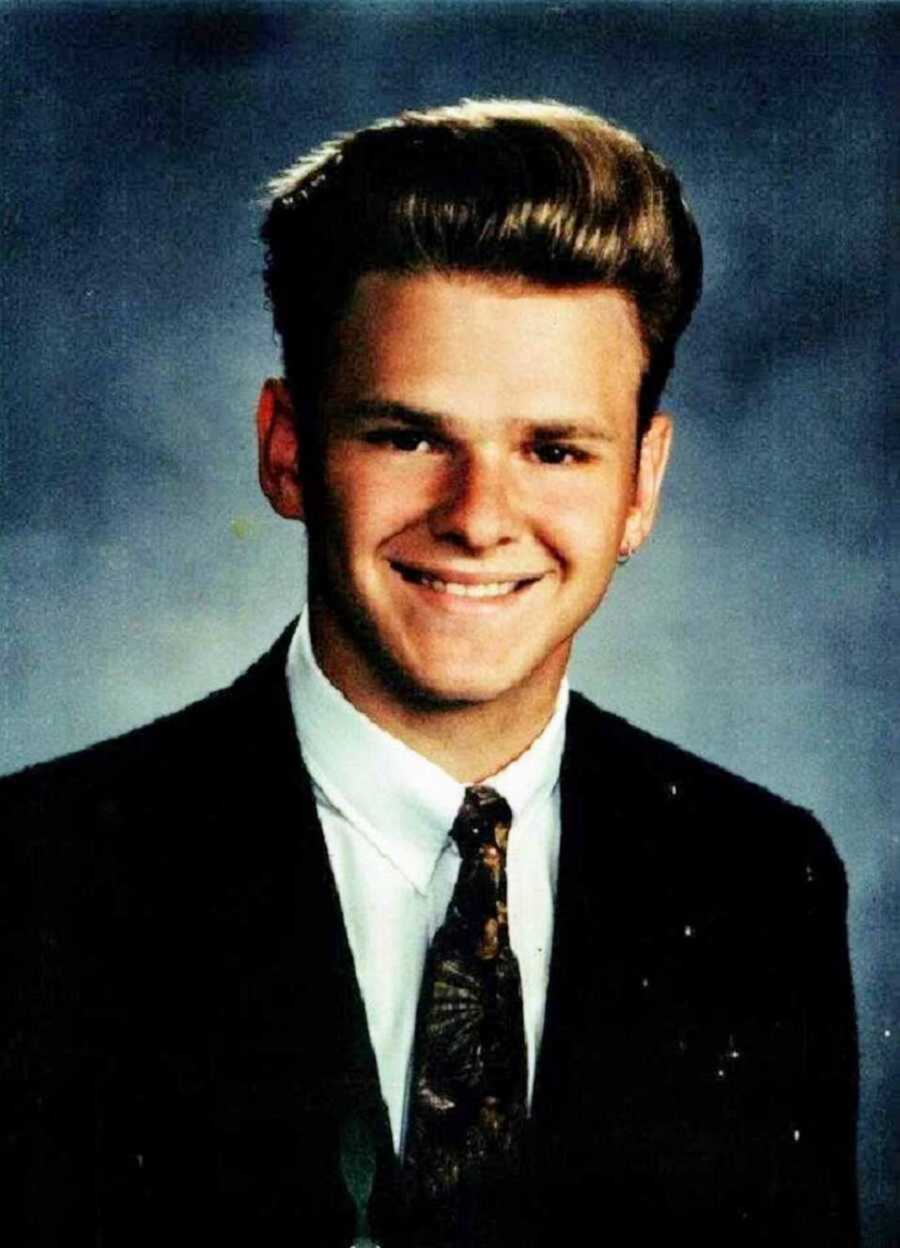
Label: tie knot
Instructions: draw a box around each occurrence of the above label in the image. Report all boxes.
[451,785,513,859]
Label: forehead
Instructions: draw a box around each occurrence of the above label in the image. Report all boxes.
[322,271,646,423]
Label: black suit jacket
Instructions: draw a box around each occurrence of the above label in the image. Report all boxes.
[2,625,859,1246]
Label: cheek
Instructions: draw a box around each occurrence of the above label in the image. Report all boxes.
[324,455,382,522]
[537,480,631,563]
[325,462,429,558]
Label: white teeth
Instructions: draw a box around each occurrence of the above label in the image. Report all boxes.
[439,579,517,598]
[406,569,519,598]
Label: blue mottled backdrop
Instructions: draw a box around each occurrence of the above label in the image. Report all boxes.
[2,2,896,1240]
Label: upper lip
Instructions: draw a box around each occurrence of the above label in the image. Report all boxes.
[390,561,547,585]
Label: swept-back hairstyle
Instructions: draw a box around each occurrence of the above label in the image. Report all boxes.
[261,99,702,435]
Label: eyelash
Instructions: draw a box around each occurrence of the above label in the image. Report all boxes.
[529,443,589,466]
[364,429,440,454]
[363,429,589,465]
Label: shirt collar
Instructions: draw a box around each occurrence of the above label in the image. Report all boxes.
[286,608,568,895]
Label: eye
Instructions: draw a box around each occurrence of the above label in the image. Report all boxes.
[365,428,437,454]
[529,442,588,466]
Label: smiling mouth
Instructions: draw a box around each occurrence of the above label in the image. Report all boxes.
[391,563,542,599]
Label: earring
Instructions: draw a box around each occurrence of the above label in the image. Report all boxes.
[616,546,632,567]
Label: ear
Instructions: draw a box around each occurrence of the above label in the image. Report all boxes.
[621,413,673,557]
[256,378,305,521]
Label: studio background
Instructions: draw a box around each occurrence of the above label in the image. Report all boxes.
[2,2,896,1241]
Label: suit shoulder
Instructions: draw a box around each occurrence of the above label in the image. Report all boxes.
[2,685,223,807]
[0,626,295,817]
[565,690,844,882]
[0,638,288,823]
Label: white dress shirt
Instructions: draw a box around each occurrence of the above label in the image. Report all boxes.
[286,609,567,1155]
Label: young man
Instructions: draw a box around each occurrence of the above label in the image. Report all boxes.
[2,101,858,1246]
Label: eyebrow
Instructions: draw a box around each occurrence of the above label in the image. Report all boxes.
[332,399,617,443]
[334,400,446,434]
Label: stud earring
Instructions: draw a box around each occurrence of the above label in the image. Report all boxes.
[616,547,633,567]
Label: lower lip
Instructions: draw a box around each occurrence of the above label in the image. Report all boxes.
[391,567,543,613]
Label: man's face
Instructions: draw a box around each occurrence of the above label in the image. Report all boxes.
[259,271,671,713]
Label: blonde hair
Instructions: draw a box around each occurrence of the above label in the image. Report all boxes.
[262,99,702,431]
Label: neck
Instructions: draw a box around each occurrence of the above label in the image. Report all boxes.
[307,602,565,783]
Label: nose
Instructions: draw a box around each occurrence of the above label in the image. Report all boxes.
[429,450,523,552]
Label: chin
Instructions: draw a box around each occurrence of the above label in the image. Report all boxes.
[361,636,514,706]
[375,621,572,710]
[381,661,514,709]
[388,640,562,709]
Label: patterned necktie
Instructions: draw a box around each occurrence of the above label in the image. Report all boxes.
[402,785,528,1237]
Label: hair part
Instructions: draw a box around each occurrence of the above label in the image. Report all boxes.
[261,98,702,436]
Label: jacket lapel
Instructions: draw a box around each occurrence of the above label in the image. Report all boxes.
[204,624,395,1225]
[530,692,672,1147]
